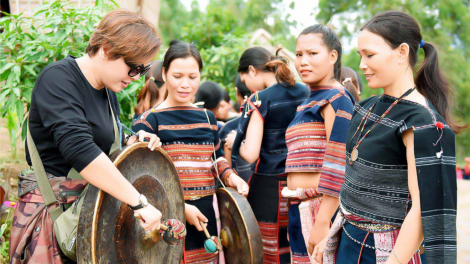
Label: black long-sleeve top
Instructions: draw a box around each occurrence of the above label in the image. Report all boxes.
[26,56,120,177]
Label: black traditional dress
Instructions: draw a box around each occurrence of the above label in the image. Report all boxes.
[324,94,456,264]
[232,82,309,263]
[133,106,234,264]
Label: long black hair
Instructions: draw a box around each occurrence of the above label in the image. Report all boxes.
[361,10,465,133]
[299,24,343,81]
[163,41,203,73]
[238,47,295,86]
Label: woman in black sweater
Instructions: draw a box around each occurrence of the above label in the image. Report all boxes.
[10,10,164,263]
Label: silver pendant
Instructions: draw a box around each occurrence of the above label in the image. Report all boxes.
[351,148,359,162]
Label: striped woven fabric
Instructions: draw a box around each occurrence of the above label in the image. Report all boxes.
[183,248,218,264]
[133,106,232,200]
[286,85,354,198]
[340,94,457,263]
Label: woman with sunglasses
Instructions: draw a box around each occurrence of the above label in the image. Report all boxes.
[10,10,164,263]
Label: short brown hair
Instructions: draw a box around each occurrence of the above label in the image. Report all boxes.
[86,9,161,65]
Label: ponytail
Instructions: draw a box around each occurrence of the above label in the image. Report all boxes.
[415,42,466,133]
[265,47,295,86]
[135,78,160,116]
[361,10,466,134]
[238,46,296,87]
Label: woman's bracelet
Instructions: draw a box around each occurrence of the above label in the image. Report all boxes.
[392,249,404,264]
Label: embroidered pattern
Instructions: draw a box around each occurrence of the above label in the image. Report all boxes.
[286,86,354,198]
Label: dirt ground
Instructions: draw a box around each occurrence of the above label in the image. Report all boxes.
[1,119,469,262]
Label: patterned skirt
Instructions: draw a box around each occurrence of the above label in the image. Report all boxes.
[183,195,222,264]
[288,195,322,264]
[324,212,427,264]
[247,174,290,264]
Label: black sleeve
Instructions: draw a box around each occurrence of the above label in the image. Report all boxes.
[33,66,104,173]
[132,111,158,134]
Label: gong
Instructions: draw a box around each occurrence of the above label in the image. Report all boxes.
[77,142,185,264]
[216,187,263,264]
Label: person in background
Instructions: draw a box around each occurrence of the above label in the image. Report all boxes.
[220,74,253,182]
[133,60,166,123]
[464,157,470,180]
[230,46,310,263]
[232,101,241,114]
[456,163,463,180]
[195,81,225,130]
[217,90,238,122]
[340,66,362,102]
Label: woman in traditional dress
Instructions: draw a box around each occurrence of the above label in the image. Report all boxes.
[10,10,164,263]
[283,25,355,264]
[229,47,310,263]
[132,41,249,264]
[317,11,462,264]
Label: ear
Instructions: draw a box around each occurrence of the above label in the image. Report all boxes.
[329,50,338,66]
[98,45,109,60]
[397,43,410,64]
[162,67,167,82]
[248,65,257,77]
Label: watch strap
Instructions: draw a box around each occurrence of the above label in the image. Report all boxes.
[128,203,144,211]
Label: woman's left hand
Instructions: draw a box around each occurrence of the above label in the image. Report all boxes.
[127,130,162,151]
[228,174,249,196]
[312,235,328,264]
[308,221,330,255]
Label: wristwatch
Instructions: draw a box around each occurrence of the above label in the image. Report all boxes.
[128,194,149,211]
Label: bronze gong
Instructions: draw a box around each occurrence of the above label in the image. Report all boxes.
[217,187,263,264]
[77,142,185,263]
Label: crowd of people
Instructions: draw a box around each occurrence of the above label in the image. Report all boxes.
[10,8,461,264]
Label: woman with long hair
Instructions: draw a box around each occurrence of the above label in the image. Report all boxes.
[132,42,248,264]
[283,25,355,263]
[230,47,310,263]
[319,11,462,264]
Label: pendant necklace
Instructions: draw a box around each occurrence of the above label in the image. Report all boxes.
[348,87,416,164]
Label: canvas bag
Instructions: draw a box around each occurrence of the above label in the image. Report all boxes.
[26,88,120,261]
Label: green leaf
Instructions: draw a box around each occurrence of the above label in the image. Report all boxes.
[13,65,21,83]
[0,63,15,75]
[0,223,7,237]
[17,100,24,126]
[12,88,20,97]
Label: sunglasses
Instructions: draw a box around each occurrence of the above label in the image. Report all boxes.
[125,61,152,77]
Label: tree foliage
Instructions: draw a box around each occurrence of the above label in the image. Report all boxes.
[0,0,142,156]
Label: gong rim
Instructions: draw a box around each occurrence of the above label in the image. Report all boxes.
[78,142,185,264]
[216,187,262,264]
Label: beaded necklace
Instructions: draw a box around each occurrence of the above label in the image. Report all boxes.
[349,87,416,164]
